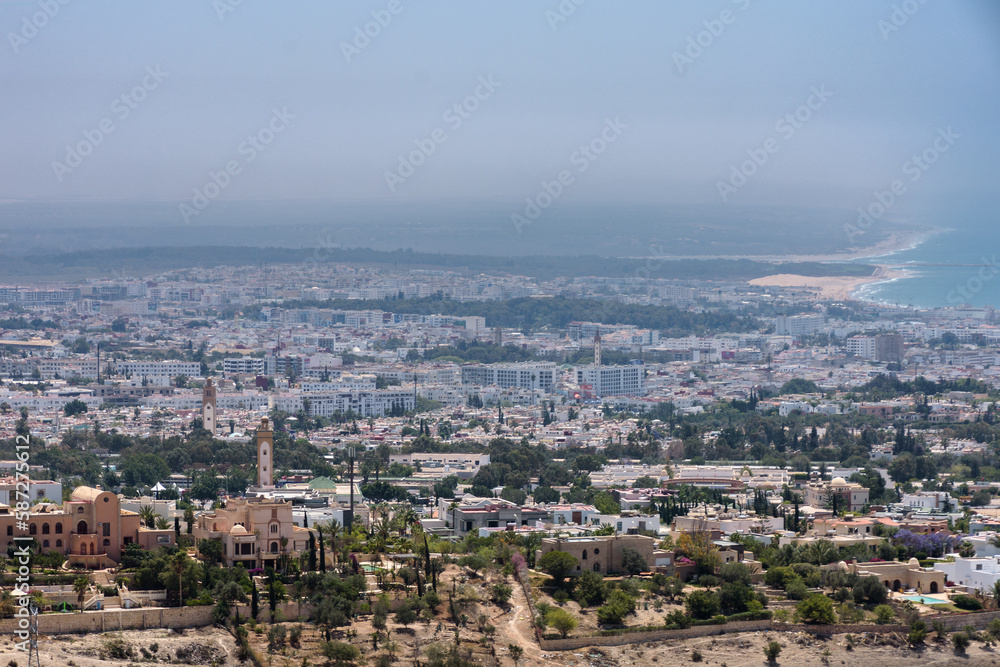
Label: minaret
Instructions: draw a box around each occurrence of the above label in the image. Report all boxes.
[257,417,273,488]
[202,378,217,434]
[493,325,502,347]
[594,331,602,367]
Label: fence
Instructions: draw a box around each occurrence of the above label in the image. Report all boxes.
[0,605,214,635]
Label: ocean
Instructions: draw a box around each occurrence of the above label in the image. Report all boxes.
[851,227,1000,310]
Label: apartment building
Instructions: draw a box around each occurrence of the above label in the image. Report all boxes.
[575,364,644,397]
[461,362,556,392]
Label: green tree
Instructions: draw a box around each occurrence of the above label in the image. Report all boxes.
[596,589,636,625]
[620,547,646,575]
[538,551,578,585]
[547,608,578,638]
[685,589,721,620]
[593,491,620,515]
[797,594,835,624]
[573,569,607,607]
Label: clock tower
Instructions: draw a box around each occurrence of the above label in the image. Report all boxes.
[202,378,217,435]
[257,417,273,488]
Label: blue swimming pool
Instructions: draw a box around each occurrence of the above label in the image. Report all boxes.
[904,595,947,605]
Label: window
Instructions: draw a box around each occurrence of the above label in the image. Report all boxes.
[977,564,983,571]
[582,550,588,560]
[42,540,49,548]
[42,523,49,534]
[270,542,278,553]
[593,548,600,555]
[56,539,62,548]
[270,523,278,534]
[5,526,11,536]
[77,507,84,514]
[55,523,62,534]
[103,523,110,537]
[29,524,36,535]
[103,539,110,547]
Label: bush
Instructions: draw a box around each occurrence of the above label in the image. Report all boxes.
[691,649,703,662]
[685,589,721,620]
[852,576,888,605]
[784,578,808,601]
[698,574,720,589]
[573,570,607,607]
[953,594,983,611]
[907,619,928,645]
[538,551,578,585]
[874,604,895,624]
[547,608,578,638]
[664,609,690,629]
[797,594,835,624]
[552,589,570,605]
[719,562,752,587]
[620,547,646,576]
[491,583,513,606]
[952,631,971,655]
[596,590,636,625]
[987,618,1000,639]
[764,640,782,662]
[764,566,796,589]
[719,582,755,615]
[321,641,360,664]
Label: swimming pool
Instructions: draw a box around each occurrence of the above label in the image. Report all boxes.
[904,595,947,605]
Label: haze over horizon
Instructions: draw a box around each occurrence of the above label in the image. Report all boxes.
[1,0,998,246]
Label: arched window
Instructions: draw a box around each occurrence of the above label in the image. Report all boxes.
[270,542,278,553]
[42,523,49,534]
[89,542,95,555]
[270,523,278,534]
[42,540,49,548]
[77,520,88,534]
[77,507,84,513]
[29,524,36,535]
[582,549,588,560]
[55,523,62,534]
[103,539,110,547]
[56,539,62,548]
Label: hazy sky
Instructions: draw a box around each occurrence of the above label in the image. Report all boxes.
[2,1,998,222]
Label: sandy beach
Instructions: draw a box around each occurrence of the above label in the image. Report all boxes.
[749,265,908,301]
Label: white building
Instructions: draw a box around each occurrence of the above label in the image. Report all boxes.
[575,364,644,397]
[934,557,1000,593]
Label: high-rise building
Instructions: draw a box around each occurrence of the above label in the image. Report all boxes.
[575,364,644,397]
[875,334,904,364]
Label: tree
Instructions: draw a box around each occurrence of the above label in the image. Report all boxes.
[198,538,223,565]
[538,551,578,585]
[533,486,560,504]
[874,604,895,624]
[620,547,646,576]
[184,507,195,534]
[764,640,782,663]
[596,589,636,625]
[593,491,620,515]
[797,594,835,624]
[573,569,607,607]
[547,608,578,638]
[169,551,188,607]
[508,644,524,666]
[321,641,361,664]
[491,583,513,606]
[73,576,89,612]
[138,505,158,529]
[685,589,721,620]
[64,399,88,417]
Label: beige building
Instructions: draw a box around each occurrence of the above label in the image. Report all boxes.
[0,486,174,569]
[802,477,869,512]
[535,534,668,576]
[193,418,312,568]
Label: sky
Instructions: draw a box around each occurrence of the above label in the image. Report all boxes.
[2,1,999,226]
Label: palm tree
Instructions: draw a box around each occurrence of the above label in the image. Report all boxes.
[73,576,89,613]
[397,506,419,537]
[155,517,170,530]
[170,551,188,607]
[326,520,342,569]
[992,580,1000,609]
[138,505,157,528]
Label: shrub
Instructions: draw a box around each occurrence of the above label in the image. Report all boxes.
[491,583,513,606]
[952,631,971,655]
[852,576,888,605]
[874,604,895,625]
[987,618,1000,639]
[620,547,646,576]
[547,608,578,638]
[797,594,835,624]
[691,649,703,662]
[907,619,928,645]
[597,590,636,625]
[784,578,808,601]
[573,570,607,607]
[321,641,360,663]
[552,589,570,605]
[685,589,721,620]
[698,574,720,589]
[765,566,796,589]
[953,594,983,611]
[719,562,753,587]
[764,640,782,662]
[718,582,755,615]
[665,609,690,628]
[933,619,948,640]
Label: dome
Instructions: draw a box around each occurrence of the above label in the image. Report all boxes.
[908,557,920,567]
[231,524,248,535]
[832,477,847,485]
[353,346,362,353]
[837,561,849,571]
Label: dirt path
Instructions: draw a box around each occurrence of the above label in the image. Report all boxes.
[495,585,563,667]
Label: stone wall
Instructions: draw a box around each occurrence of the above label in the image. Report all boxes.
[0,605,215,635]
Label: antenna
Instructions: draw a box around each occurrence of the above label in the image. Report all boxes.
[26,601,40,667]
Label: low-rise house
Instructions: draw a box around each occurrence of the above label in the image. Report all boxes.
[535,534,668,576]
[934,557,1000,593]
[802,477,869,512]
